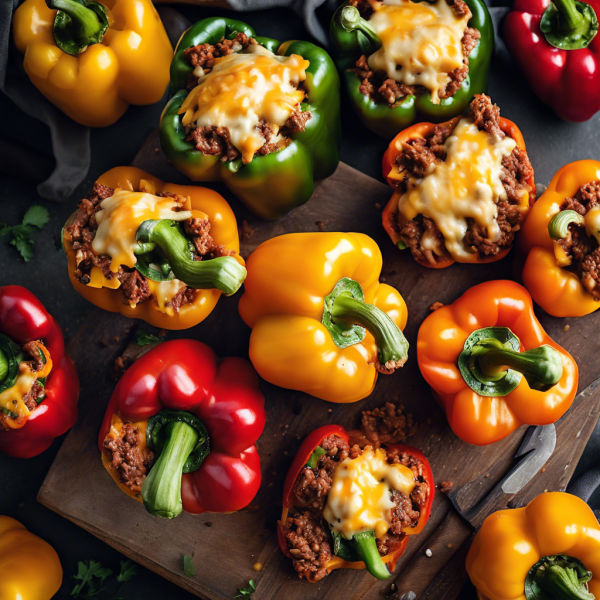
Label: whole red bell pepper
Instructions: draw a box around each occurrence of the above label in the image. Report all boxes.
[98,339,265,518]
[278,425,434,581]
[504,0,600,121]
[0,286,79,458]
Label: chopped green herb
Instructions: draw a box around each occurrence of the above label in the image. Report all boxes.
[0,205,50,262]
[133,330,163,346]
[116,561,138,583]
[182,554,196,577]
[234,580,256,598]
[70,559,138,599]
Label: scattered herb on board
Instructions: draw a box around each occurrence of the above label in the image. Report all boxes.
[0,205,50,261]
[71,559,138,599]
[133,330,163,346]
[182,554,196,578]
[234,580,256,598]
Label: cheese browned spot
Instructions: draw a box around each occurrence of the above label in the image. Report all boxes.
[179,46,309,164]
[367,0,471,103]
[397,118,517,261]
[323,448,416,540]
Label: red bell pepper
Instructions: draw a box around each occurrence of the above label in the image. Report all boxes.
[98,339,265,518]
[278,425,434,581]
[0,286,79,458]
[504,0,600,122]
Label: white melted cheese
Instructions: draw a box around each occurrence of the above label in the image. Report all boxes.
[147,279,188,314]
[92,190,192,272]
[0,370,38,423]
[585,206,600,245]
[367,0,471,103]
[398,118,516,261]
[179,46,309,164]
[324,449,416,540]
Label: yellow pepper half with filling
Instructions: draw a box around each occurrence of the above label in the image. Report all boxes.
[0,516,62,600]
[12,0,173,127]
[467,492,600,600]
[238,232,409,403]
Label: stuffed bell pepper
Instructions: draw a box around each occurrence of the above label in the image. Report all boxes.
[504,0,600,122]
[520,160,600,317]
[382,94,535,268]
[238,232,409,403]
[0,286,79,458]
[329,0,493,137]
[160,18,341,220]
[63,166,246,330]
[12,0,173,127]
[99,339,265,518]
[417,280,578,445]
[467,492,600,600]
[279,404,433,581]
[0,516,63,600]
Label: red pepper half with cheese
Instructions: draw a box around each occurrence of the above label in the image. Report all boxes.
[382,94,535,268]
[278,424,434,582]
[0,286,79,458]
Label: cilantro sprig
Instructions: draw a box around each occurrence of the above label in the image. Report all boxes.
[234,580,256,598]
[0,205,50,261]
[71,559,138,599]
[133,330,164,346]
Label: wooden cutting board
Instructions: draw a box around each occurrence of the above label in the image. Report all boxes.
[38,131,600,600]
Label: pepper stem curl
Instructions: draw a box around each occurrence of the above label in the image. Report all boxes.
[540,0,598,49]
[549,210,585,240]
[351,531,391,580]
[337,5,382,54]
[525,555,594,600]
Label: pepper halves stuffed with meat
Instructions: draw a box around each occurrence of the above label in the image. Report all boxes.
[238,232,409,403]
[382,94,535,268]
[12,0,172,127]
[279,405,433,582]
[0,286,79,458]
[160,18,341,220]
[417,280,578,445]
[63,167,246,330]
[330,0,493,137]
[520,160,600,317]
[99,340,265,518]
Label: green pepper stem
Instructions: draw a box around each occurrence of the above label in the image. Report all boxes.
[549,210,585,240]
[141,421,199,519]
[528,556,594,600]
[474,340,563,392]
[331,292,408,372]
[0,350,7,383]
[136,220,247,295]
[351,531,391,580]
[338,5,382,53]
[553,0,585,31]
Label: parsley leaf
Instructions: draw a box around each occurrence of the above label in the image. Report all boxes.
[182,554,196,578]
[234,580,256,598]
[116,561,138,583]
[71,560,113,597]
[0,205,49,262]
[133,330,163,346]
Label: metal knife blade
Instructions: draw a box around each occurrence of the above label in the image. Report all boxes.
[448,423,556,529]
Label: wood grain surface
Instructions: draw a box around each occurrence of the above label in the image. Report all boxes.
[38,131,600,600]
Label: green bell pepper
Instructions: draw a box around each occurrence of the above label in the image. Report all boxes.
[329,0,494,138]
[160,18,341,220]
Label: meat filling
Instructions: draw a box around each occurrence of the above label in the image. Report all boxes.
[349,0,481,106]
[66,183,235,310]
[389,95,533,265]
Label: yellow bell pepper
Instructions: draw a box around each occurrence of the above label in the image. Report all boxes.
[467,492,600,600]
[0,516,62,600]
[238,232,409,403]
[12,0,173,127]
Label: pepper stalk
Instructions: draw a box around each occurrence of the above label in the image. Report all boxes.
[335,4,382,55]
[549,210,585,240]
[525,555,595,600]
[540,0,598,49]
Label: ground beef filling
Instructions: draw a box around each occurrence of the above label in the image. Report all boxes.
[103,422,154,494]
[282,405,427,581]
[182,32,311,162]
[66,183,235,310]
[349,0,481,106]
[555,181,600,300]
[388,94,533,265]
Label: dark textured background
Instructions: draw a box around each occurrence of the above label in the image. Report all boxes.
[1,4,600,598]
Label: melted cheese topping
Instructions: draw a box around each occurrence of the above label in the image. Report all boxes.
[324,449,416,540]
[398,118,516,261]
[0,370,38,427]
[585,206,600,245]
[367,0,471,103]
[179,46,309,164]
[146,279,188,314]
[92,190,192,272]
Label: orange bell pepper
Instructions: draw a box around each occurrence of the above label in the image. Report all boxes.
[467,492,600,600]
[12,0,173,127]
[519,160,600,317]
[417,280,578,445]
[381,115,535,269]
[63,166,244,330]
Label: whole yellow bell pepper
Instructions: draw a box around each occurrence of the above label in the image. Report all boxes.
[12,0,173,127]
[0,516,62,600]
[238,232,409,403]
[467,492,600,600]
